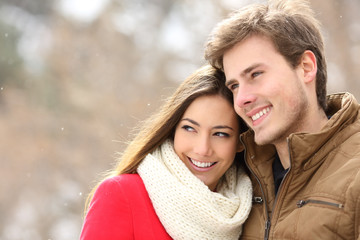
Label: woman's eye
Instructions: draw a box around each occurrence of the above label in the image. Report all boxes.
[182,125,195,132]
[214,132,230,137]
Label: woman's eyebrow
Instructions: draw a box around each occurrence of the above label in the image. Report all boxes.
[181,118,200,126]
[182,118,234,131]
[213,125,234,131]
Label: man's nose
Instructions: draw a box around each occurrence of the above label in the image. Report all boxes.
[234,84,257,108]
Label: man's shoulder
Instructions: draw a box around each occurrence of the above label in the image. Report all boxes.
[335,129,360,157]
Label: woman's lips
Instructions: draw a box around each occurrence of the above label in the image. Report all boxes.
[188,157,217,171]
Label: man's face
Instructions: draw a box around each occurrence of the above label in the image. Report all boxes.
[223,35,310,146]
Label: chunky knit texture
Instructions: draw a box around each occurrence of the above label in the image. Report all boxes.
[137,139,252,240]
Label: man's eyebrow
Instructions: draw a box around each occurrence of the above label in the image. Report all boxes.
[225,78,237,88]
[225,63,264,85]
[241,63,262,76]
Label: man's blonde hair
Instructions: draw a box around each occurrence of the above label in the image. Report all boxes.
[205,0,327,110]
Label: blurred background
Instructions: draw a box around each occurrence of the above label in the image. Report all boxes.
[0,0,359,239]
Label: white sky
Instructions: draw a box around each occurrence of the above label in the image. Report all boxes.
[57,0,110,23]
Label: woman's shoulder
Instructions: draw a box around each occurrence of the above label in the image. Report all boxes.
[105,174,142,183]
[100,174,143,190]
[91,174,147,206]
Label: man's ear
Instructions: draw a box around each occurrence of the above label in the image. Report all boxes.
[301,50,317,83]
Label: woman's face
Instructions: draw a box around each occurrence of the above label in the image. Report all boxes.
[174,94,241,191]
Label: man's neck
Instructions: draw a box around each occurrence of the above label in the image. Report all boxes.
[275,141,290,169]
[275,110,328,169]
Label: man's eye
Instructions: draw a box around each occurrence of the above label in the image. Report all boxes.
[251,71,262,78]
[229,84,239,91]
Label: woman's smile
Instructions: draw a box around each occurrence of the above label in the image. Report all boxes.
[188,157,217,170]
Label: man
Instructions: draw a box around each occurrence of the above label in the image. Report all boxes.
[205,0,360,239]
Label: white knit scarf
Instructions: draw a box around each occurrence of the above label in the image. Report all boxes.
[137,139,252,240]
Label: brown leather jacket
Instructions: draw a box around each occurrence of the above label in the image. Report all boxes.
[240,93,360,240]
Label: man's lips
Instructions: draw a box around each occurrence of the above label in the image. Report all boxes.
[246,106,271,121]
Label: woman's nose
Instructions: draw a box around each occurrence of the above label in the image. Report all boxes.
[193,136,212,156]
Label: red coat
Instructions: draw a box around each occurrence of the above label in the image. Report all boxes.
[80,174,172,240]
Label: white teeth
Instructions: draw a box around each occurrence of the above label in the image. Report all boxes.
[190,158,214,168]
[251,107,270,121]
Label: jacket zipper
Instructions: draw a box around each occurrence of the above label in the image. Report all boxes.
[265,138,292,239]
[240,136,271,240]
[246,160,271,240]
[297,199,344,209]
[265,162,291,239]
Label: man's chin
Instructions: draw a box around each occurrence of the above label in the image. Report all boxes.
[254,132,272,146]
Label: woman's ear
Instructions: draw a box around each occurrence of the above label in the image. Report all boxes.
[237,141,244,153]
[301,50,317,83]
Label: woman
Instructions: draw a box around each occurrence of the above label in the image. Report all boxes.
[80,65,252,240]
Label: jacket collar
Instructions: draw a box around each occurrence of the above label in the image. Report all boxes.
[241,92,360,172]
